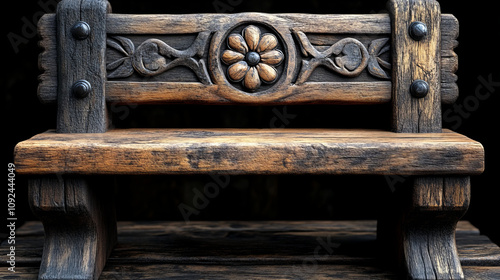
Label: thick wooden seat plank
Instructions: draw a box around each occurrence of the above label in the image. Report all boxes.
[15,128,484,176]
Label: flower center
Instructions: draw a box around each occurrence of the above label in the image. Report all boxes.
[245,51,261,67]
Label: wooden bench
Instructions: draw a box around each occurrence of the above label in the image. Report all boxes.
[14,0,484,279]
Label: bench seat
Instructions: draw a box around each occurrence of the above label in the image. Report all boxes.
[15,128,484,176]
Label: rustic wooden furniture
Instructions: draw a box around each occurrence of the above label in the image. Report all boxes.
[14,0,484,279]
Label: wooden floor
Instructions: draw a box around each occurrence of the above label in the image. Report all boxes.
[2,220,500,279]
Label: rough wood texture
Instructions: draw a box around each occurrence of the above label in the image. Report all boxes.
[105,81,393,104]
[402,176,471,279]
[14,128,484,176]
[28,176,116,280]
[383,1,472,279]
[56,0,109,133]
[378,177,476,280]
[18,1,482,279]
[37,14,57,104]
[2,220,500,279]
[389,0,442,133]
[29,1,117,280]
[37,13,459,104]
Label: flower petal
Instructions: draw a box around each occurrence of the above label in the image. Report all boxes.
[222,50,244,65]
[260,50,284,66]
[257,34,278,53]
[227,61,249,82]
[243,25,261,51]
[243,67,261,91]
[228,34,248,54]
[256,63,278,83]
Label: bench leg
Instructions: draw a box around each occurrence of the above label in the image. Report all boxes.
[29,176,117,280]
[378,176,470,280]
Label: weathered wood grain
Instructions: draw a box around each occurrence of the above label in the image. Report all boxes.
[56,0,109,133]
[107,14,392,35]
[29,176,116,280]
[402,176,470,279]
[440,13,459,100]
[378,176,482,280]
[30,1,117,280]
[389,0,442,133]
[37,13,459,104]
[37,14,57,104]
[412,176,470,211]
[2,221,500,279]
[14,128,484,176]
[105,81,393,104]
[22,2,480,280]
[383,1,472,279]
[6,264,500,280]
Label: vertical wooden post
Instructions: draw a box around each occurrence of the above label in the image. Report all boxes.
[386,0,469,279]
[57,0,110,133]
[402,176,470,279]
[29,176,116,280]
[29,0,116,279]
[389,0,442,133]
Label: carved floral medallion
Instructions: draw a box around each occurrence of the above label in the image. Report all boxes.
[221,25,285,91]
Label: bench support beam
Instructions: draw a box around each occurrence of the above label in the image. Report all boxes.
[402,176,469,279]
[378,176,470,280]
[383,0,469,279]
[29,0,115,279]
[29,176,117,280]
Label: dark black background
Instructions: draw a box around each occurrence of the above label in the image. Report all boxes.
[3,0,499,243]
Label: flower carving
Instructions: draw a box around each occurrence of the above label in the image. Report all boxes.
[222,25,285,91]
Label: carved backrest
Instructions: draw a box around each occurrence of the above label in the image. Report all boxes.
[37,0,458,130]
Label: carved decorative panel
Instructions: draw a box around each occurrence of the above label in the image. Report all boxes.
[102,13,399,103]
[39,13,459,104]
[105,18,392,92]
[294,32,391,84]
[106,32,212,84]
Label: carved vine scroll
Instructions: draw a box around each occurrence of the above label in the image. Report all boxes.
[106,32,212,84]
[105,25,391,92]
[294,31,391,84]
[367,38,391,80]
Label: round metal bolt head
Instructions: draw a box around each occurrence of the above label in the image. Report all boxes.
[72,80,92,99]
[409,21,428,41]
[410,80,429,98]
[71,21,91,40]
[245,51,261,67]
